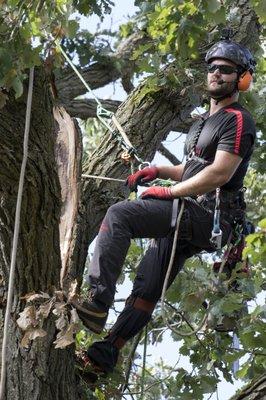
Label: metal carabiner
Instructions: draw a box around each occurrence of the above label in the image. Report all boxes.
[138,161,151,170]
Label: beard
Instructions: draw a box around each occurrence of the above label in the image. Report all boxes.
[206,80,237,99]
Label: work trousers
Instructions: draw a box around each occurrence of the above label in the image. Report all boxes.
[87,197,231,352]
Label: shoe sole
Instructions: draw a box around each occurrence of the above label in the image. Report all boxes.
[71,301,107,318]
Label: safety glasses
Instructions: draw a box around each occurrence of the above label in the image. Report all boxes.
[207,64,238,74]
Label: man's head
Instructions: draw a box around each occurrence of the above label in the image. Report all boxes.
[206,58,239,100]
[205,38,256,102]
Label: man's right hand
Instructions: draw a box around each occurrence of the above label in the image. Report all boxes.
[126,166,159,191]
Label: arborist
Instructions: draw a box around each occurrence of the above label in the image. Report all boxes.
[73,34,256,377]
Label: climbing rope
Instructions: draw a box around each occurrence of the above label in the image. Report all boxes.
[160,199,210,337]
[56,41,148,167]
[0,67,35,400]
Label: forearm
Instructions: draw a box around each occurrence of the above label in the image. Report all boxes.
[156,164,184,181]
[170,164,227,197]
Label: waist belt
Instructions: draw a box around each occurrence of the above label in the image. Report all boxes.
[197,190,246,225]
[199,189,245,207]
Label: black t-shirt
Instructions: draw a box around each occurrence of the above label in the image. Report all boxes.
[182,102,256,190]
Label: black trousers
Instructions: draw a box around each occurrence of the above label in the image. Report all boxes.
[87,197,231,359]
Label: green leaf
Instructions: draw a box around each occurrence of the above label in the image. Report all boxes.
[206,0,221,13]
[67,20,79,38]
[251,0,266,23]
[12,76,24,99]
[258,218,266,229]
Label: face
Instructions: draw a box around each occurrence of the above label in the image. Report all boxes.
[206,58,238,98]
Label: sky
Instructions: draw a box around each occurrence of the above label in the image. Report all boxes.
[83,2,249,399]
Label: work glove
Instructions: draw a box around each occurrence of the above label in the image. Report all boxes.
[140,186,173,200]
[126,166,159,191]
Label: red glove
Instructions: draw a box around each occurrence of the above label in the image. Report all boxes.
[140,186,173,200]
[126,166,158,191]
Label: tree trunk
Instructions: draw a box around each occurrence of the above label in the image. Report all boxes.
[0,69,78,400]
[230,374,266,400]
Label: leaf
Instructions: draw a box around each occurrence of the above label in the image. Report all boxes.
[21,291,50,303]
[17,306,38,330]
[258,218,266,229]
[37,299,54,319]
[12,76,24,99]
[55,313,68,330]
[52,301,67,316]
[206,0,221,13]
[53,325,76,349]
[21,328,47,348]
[67,20,79,38]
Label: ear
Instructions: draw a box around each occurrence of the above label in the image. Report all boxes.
[238,71,253,91]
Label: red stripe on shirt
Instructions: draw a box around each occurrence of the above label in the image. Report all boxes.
[225,108,243,154]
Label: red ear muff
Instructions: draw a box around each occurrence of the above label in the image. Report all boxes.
[238,71,252,91]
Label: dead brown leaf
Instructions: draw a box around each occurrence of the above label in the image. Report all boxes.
[21,328,47,348]
[17,306,38,331]
[37,299,54,319]
[53,325,75,349]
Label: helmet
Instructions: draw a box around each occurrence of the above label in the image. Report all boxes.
[205,40,256,74]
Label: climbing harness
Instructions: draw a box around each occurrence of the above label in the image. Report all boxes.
[56,42,149,169]
[0,68,35,400]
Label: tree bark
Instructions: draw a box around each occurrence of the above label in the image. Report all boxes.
[230,374,266,400]
[0,69,78,400]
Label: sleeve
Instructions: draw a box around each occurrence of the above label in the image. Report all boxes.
[217,110,255,158]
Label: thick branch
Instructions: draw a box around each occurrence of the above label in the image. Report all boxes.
[61,98,121,119]
[56,32,151,102]
[158,143,181,165]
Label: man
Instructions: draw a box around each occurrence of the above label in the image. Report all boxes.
[74,36,256,376]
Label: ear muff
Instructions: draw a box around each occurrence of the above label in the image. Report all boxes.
[238,71,252,91]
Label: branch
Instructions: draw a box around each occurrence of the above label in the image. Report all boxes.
[56,32,151,102]
[61,98,121,119]
[158,143,181,165]
[229,373,266,400]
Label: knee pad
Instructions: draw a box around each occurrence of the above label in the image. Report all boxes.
[106,296,156,348]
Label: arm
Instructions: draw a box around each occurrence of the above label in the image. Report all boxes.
[157,164,185,181]
[170,150,242,197]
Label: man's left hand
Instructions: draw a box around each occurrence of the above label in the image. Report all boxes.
[140,186,173,200]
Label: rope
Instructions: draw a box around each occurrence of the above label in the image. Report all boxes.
[56,41,146,165]
[0,67,34,400]
[82,174,126,183]
[161,198,209,337]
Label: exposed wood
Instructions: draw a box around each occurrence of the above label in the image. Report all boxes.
[54,106,82,290]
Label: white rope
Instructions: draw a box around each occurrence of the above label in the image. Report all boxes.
[82,174,126,183]
[0,67,34,400]
[161,198,209,337]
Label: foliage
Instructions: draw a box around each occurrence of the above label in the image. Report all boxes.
[0,0,114,101]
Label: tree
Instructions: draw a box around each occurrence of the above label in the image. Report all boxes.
[0,1,265,399]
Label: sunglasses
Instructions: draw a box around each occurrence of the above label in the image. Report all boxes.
[207,64,238,74]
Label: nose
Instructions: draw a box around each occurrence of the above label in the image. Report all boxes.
[212,67,221,75]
